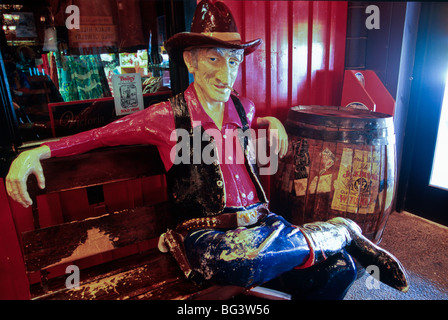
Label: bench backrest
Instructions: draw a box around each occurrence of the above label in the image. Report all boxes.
[21,145,175,290]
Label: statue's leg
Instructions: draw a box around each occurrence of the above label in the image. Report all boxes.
[184,213,311,288]
[183,214,408,293]
[263,249,357,300]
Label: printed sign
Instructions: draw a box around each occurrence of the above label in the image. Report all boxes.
[331,147,380,214]
[112,73,144,116]
[68,16,117,48]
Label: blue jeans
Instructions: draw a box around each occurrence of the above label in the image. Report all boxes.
[184,213,357,298]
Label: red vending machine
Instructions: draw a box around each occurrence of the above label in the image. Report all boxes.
[341,70,396,116]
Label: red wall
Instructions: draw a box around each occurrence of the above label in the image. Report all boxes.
[227,0,348,122]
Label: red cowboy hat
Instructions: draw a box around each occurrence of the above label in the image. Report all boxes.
[164,0,262,59]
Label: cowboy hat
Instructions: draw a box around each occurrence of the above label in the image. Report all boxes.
[164,0,262,60]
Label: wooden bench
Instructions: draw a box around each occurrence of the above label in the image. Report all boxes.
[16,144,290,300]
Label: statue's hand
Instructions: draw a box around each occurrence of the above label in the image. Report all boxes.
[257,116,288,158]
[5,145,51,208]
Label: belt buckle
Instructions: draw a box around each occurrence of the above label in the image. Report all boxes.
[236,208,259,227]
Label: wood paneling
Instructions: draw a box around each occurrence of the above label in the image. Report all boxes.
[226,1,348,122]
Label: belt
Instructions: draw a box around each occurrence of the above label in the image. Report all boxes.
[162,203,269,281]
[176,203,269,233]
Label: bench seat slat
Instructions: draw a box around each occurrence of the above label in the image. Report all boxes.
[32,249,207,300]
[23,202,174,273]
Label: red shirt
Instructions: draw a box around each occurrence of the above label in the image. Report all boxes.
[44,83,260,208]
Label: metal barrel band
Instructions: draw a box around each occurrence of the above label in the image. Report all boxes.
[285,123,396,146]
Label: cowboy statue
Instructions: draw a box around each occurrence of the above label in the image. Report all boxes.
[6,0,408,299]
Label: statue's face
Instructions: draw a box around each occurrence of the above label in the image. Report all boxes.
[184,47,244,104]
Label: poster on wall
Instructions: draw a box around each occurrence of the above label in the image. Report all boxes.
[12,12,37,37]
[112,73,144,116]
[68,16,118,55]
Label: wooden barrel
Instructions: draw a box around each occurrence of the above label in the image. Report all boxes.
[271,105,396,244]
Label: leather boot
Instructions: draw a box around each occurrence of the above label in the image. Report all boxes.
[298,217,409,292]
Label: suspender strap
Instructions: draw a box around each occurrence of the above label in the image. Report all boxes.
[169,93,192,133]
[231,95,249,151]
[231,95,249,131]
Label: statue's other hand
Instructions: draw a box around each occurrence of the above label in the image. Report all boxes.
[258,116,288,158]
[5,145,51,208]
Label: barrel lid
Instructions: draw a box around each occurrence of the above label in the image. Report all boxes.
[286,106,395,145]
[287,105,394,130]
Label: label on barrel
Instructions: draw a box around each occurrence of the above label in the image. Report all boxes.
[292,138,311,196]
[319,148,336,175]
[331,148,380,214]
[309,174,332,194]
